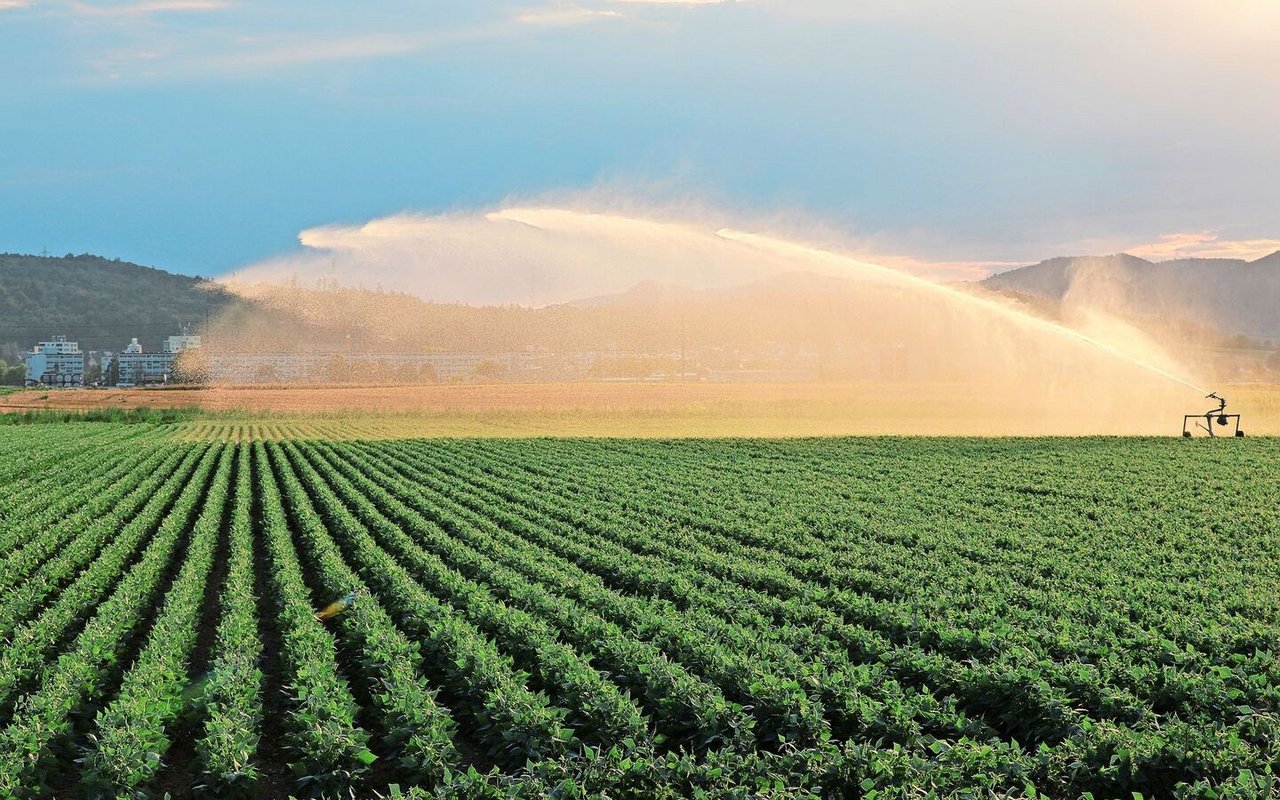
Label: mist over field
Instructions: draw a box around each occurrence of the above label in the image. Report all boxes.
[183,201,1226,434]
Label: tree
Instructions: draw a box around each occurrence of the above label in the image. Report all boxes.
[1,363,25,387]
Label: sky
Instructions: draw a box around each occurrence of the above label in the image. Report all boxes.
[1,0,1278,279]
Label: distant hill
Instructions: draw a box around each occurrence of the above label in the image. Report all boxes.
[5,253,874,371]
[0,253,242,357]
[211,272,883,362]
[4,249,1277,384]
[981,251,1280,341]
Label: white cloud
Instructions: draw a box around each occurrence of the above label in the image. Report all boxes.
[606,0,742,4]
[201,32,433,71]
[69,0,229,16]
[516,6,622,26]
[515,0,754,25]
[62,3,627,80]
[1126,233,1280,263]
[0,0,32,9]
[79,19,512,78]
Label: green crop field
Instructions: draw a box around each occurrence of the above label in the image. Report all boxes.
[0,423,1276,799]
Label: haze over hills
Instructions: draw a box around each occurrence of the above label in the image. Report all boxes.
[2,250,1278,383]
[206,271,903,378]
[981,251,1280,342]
[1,253,882,378]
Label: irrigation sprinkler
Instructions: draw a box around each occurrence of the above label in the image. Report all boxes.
[1182,392,1244,438]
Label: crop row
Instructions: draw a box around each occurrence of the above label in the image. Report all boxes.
[1,430,1276,799]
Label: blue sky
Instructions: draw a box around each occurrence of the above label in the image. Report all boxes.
[1,0,1278,277]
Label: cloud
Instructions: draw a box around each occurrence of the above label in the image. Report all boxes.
[513,0,749,28]
[1126,233,1280,263]
[200,32,435,71]
[0,0,31,8]
[49,0,777,82]
[81,20,511,78]
[606,0,742,4]
[513,0,753,28]
[69,0,229,16]
[63,4,622,80]
[221,202,1020,308]
[515,7,623,26]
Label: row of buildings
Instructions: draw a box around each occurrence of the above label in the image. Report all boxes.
[21,334,531,386]
[23,334,866,387]
[23,333,201,387]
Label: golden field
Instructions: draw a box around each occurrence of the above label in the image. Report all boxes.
[3,381,1277,439]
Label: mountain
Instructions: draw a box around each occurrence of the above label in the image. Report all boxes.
[0,253,243,357]
[981,251,1280,341]
[4,249,1277,385]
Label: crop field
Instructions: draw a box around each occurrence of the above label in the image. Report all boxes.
[0,423,1276,799]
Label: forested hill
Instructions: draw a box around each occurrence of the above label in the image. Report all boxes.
[0,253,240,358]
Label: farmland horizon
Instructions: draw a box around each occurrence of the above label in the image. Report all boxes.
[6,199,1277,437]
[6,380,1278,439]
[173,201,1238,438]
[4,4,1279,796]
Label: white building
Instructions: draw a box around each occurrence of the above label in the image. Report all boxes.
[115,335,201,386]
[116,352,172,386]
[24,335,85,386]
[163,334,201,353]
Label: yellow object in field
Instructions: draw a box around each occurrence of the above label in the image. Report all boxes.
[314,589,364,621]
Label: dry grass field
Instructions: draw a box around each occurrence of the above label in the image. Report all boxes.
[2,381,1277,438]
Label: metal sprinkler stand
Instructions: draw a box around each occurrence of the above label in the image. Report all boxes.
[1183,392,1244,438]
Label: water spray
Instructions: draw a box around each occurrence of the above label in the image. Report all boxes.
[714,228,1211,397]
[224,202,1230,435]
